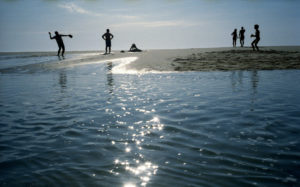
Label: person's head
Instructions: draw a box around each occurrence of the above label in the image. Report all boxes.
[55,31,59,35]
[241,27,244,30]
[234,29,237,32]
[254,24,259,29]
[106,29,110,33]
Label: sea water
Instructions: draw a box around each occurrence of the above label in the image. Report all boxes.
[0,52,299,186]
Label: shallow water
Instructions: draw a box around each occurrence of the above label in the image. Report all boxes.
[0,53,300,186]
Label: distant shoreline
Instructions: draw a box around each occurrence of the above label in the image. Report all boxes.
[1,46,300,54]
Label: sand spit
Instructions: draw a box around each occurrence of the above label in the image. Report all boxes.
[125,46,300,72]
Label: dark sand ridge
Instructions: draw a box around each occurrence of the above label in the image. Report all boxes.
[172,48,300,71]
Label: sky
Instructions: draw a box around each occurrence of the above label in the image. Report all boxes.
[0,0,300,52]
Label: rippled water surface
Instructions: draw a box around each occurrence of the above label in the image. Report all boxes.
[0,53,300,186]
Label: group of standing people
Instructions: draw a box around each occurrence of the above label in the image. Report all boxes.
[49,29,114,57]
[231,27,245,48]
[231,24,260,51]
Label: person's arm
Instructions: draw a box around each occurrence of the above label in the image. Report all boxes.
[110,34,114,40]
[102,34,105,40]
[251,32,257,38]
[60,34,73,38]
[49,32,55,39]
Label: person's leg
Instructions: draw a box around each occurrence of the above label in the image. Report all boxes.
[255,42,259,51]
[58,46,61,56]
[61,44,65,56]
[255,39,260,51]
[105,45,108,54]
[107,41,111,54]
[251,40,255,51]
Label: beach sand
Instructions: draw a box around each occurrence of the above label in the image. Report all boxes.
[2,46,299,73]
[99,46,300,72]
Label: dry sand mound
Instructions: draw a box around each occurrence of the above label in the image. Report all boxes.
[171,49,300,71]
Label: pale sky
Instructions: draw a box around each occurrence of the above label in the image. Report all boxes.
[0,0,299,52]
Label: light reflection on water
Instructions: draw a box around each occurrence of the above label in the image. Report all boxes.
[0,56,300,186]
[110,116,163,187]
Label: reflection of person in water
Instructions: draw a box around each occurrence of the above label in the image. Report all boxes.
[129,43,142,52]
[251,24,260,51]
[231,29,237,47]
[59,71,67,90]
[49,31,73,56]
[102,29,114,54]
[239,27,246,47]
[106,62,114,98]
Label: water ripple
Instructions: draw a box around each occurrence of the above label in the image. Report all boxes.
[1,61,300,186]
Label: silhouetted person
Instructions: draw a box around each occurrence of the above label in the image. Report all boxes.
[239,27,246,47]
[231,29,237,47]
[49,31,72,56]
[251,24,260,51]
[102,29,114,54]
[129,43,142,52]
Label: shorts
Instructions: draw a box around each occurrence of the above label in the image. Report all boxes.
[106,41,111,47]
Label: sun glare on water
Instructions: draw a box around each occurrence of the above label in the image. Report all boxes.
[110,117,163,186]
[124,183,136,187]
[111,57,139,74]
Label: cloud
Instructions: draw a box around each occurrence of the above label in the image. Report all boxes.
[57,2,198,29]
[58,2,143,21]
[58,2,141,20]
[58,2,103,16]
[112,20,198,28]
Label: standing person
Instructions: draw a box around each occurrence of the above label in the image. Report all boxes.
[231,29,237,47]
[102,29,114,54]
[251,24,260,51]
[239,27,246,47]
[49,31,73,57]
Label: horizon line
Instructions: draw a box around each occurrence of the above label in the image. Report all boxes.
[1,45,300,54]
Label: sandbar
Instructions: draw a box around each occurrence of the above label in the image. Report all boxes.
[121,46,300,72]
